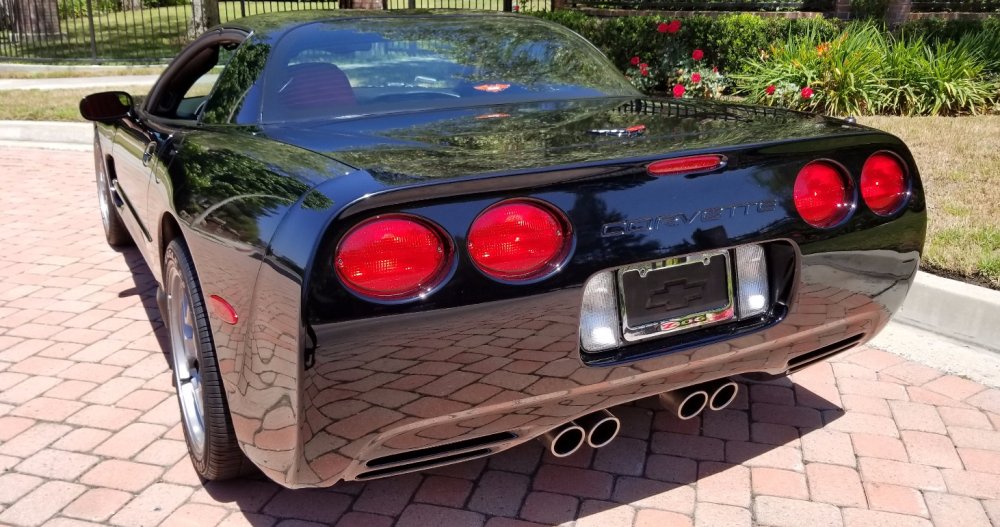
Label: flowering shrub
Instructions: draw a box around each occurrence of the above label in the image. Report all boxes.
[737,21,997,115]
[624,21,730,100]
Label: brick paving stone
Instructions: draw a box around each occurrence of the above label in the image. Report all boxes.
[159,503,230,527]
[890,401,947,434]
[864,483,928,517]
[937,407,993,430]
[692,503,750,527]
[859,457,946,491]
[518,492,578,525]
[850,433,908,462]
[533,465,613,500]
[750,467,808,499]
[842,508,932,527]
[754,496,843,527]
[109,483,194,527]
[467,471,530,517]
[0,474,42,505]
[725,441,803,472]
[413,476,473,508]
[574,500,635,527]
[261,490,352,524]
[956,448,1000,474]
[0,481,86,527]
[644,454,698,484]
[62,489,133,523]
[801,429,856,466]
[633,509,694,527]
[14,450,98,481]
[923,376,987,401]
[395,504,484,527]
[900,430,963,469]
[592,437,647,476]
[924,492,991,527]
[806,463,867,507]
[611,477,695,514]
[941,468,1000,499]
[696,462,750,507]
[80,460,163,492]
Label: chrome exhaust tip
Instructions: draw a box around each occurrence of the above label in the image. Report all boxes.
[576,409,621,449]
[540,423,586,458]
[658,389,709,420]
[708,380,740,411]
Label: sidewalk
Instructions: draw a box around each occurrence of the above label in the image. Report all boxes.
[1,145,1000,527]
[0,76,162,91]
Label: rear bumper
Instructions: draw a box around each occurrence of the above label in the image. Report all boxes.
[236,243,917,487]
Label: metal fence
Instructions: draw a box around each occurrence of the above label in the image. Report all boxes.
[0,0,549,62]
[0,0,338,62]
[567,0,831,11]
[910,0,999,10]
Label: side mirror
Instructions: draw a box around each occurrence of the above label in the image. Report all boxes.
[79,91,133,122]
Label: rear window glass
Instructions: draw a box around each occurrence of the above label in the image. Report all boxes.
[260,16,637,122]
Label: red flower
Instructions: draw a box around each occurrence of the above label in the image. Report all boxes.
[641,69,649,77]
[692,49,704,61]
[513,4,519,10]
[801,86,814,99]
[691,73,702,83]
[712,66,718,73]
[766,84,776,95]
[667,20,681,33]
[673,84,686,98]
[657,22,669,33]
[630,56,641,66]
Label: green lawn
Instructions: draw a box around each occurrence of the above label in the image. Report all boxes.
[862,116,1000,289]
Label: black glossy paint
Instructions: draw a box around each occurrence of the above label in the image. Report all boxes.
[85,11,926,488]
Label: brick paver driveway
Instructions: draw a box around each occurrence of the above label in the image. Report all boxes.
[1,145,1000,527]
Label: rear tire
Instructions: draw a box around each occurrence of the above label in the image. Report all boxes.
[94,140,132,248]
[164,238,250,481]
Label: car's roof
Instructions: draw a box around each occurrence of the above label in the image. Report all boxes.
[222,10,521,40]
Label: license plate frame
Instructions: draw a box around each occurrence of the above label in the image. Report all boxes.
[618,251,735,342]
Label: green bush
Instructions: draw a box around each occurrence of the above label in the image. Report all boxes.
[850,0,889,20]
[736,21,997,115]
[532,11,841,76]
[58,0,119,18]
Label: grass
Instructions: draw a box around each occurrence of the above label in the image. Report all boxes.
[0,89,994,287]
[862,115,1000,289]
[0,86,149,121]
[0,66,165,79]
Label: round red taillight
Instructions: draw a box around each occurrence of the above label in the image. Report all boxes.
[335,216,450,300]
[861,152,909,216]
[793,161,853,228]
[467,200,570,281]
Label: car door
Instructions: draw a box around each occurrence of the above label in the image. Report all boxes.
[111,30,245,266]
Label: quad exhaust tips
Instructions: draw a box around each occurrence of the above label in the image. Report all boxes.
[540,409,622,457]
[659,379,740,419]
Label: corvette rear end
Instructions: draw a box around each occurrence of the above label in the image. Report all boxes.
[243,98,925,487]
[79,11,925,489]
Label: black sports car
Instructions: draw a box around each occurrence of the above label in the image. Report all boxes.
[80,11,925,488]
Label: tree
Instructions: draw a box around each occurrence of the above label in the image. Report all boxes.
[189,0,219,39]
[11,0,59,36]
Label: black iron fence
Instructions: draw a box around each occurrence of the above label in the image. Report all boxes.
[910,0,999,10]
[0,0,551,62]
[0,0,338,62]
[568,0,830,11]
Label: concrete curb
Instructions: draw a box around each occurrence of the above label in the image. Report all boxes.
[896,271,1000,352]
[1,120,997,354]
[0,120,91,144]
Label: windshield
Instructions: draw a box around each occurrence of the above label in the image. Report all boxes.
[260,15,638,122]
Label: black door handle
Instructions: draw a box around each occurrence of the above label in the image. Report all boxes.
[142,142,156,167]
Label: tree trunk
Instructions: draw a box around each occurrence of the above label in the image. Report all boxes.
[188,0,219,39]
[12,0,60,36]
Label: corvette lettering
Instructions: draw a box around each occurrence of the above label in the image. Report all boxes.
[601,199,779,237]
